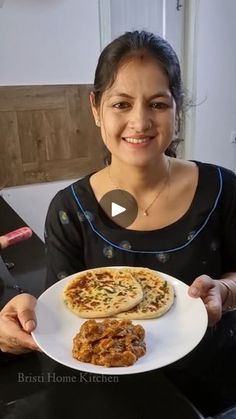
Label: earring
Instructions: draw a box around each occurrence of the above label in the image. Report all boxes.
[96,119,100,126]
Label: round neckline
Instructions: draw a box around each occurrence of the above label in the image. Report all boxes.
[71,161,221,252]
[86,161,201,234]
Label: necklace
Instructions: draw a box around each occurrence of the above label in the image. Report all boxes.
[107,158,171,216]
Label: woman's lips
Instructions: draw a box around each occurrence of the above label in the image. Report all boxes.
[122,137,154,147]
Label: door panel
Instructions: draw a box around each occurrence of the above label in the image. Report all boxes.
[0,85,105,187]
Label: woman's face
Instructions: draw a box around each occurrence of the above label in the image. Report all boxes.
[91,56,176,167]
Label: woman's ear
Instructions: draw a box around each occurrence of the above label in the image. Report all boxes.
[89,92,100,127]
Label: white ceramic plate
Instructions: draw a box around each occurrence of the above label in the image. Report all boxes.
[32,268,208,375]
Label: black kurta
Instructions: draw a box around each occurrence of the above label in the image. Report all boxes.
[45,161,236,286]
[44,161,236,415]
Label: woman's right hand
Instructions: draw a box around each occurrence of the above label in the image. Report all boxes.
[0,293,41,354]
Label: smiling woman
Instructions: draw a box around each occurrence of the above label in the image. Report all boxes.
[91,31,183,160]
[91,57,176,170]
[1,30,236,417]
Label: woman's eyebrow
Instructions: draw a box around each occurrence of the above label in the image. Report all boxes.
[107,91,171,99]
[107,92,133,99]
[149,92,172,99]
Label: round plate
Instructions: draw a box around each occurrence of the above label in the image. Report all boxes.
[32,268,208,375]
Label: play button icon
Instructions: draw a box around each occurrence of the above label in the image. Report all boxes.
[111,202,126,217]
[99,189,138,228]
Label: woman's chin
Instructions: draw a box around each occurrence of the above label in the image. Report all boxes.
[118,155,157,168]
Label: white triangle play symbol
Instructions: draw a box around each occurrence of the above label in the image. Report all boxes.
[111,202,126,217]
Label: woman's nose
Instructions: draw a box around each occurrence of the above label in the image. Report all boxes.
[128,105,152,132]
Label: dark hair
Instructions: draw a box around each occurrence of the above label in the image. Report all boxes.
[93,30,184,158]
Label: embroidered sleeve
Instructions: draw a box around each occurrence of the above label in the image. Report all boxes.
[44,189,85,288]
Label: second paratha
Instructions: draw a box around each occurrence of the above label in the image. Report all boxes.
[116,268,174,319]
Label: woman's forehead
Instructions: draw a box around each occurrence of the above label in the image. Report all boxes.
[104,56,170,97]
[117,53,165,75]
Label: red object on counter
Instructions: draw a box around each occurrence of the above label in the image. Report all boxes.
[0,227,32,249]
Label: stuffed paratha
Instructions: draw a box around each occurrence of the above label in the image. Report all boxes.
[116,267,174,319]
[63,267,143,318]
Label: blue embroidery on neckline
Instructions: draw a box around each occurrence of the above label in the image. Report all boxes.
[70,167,223,254]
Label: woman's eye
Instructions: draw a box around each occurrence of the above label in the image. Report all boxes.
[112,102,130,109]
[151,102,169,109]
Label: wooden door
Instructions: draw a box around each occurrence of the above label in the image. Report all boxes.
[0,85,105,187]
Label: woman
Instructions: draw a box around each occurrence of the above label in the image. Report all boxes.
[1,30,236,413]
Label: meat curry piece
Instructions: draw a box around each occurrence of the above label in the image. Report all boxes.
[72,319,146,367]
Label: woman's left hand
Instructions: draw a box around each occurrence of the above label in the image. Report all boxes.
[188,275,226,326]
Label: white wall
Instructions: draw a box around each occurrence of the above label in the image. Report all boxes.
[0,0,100,85]
[110,0,163,39]
[110,0,183,59]
[193,0,236,171]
